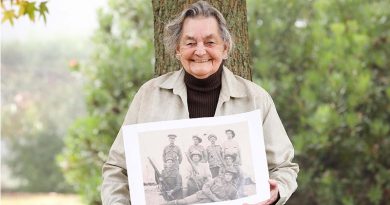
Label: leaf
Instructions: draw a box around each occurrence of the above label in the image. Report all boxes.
[25,1,36,22]
[330,22,345,36]
[18,0,28,16]
[39,1,48,23]
[367,184,382,205]
[386,87,390,98]
[341,195,355,205]
[345,112,359,128]
[1,9,16,25]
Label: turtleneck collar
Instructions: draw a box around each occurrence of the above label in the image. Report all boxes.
[184,63,223,92]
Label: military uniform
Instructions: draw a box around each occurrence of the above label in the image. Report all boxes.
[219,155,245,198]
[188,136,207,163]
[160,167,183,201]
[185,150,212,196]
[163,144,182,169]
[206,144,223,178]
[199,174,238,201]
[222,139,241,165]
[188,145,207,163]
[162,167,239,205]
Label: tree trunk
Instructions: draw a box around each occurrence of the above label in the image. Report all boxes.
[152,0,252,80]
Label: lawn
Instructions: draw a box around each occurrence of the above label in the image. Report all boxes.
[1,192,83,205]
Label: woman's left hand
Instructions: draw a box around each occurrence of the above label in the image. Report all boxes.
[243,179,279,205]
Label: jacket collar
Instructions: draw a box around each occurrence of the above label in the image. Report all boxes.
[220,66,247,98]
[158,66,247,99]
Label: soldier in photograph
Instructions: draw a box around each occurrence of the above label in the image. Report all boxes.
[206,134,224,178]
[162,167,239,205]
[159,157,183,201]
[219,153,245,197]
[187,135,207,163]
[184,150,212,196]
[222,129,242,165]
[163,134,182,170]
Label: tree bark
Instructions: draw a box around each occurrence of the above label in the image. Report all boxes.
[152,0,252,80]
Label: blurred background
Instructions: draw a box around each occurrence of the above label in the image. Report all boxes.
[2,0,105,204]
[1,0,389,205]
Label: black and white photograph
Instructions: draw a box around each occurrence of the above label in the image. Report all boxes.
[123,110,270,205]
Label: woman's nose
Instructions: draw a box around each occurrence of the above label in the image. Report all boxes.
[194,43,206,56]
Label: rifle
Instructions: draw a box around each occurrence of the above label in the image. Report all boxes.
[184,152,203,191]
[147,157,173,201]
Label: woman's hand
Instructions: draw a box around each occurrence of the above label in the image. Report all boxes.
[243,179,279,205]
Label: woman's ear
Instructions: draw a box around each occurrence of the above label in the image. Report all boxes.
[175,46,181,60]
[223,43,229,59]
[175,53,181,60]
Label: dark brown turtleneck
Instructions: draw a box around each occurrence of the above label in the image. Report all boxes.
[184,64,223,118]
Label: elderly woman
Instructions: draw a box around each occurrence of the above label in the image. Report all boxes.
[101,1,298,205]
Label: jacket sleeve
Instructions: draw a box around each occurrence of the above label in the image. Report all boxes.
[260,92,299,205]
[101,89,143,205]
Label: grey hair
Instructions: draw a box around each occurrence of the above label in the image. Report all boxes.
[164,0,234,56]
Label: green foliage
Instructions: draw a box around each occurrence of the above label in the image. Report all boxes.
[1,0,49,25]
[3,121,70,192]
[58,0,154,204]
[57,117,110,203]
[248,0,390,204]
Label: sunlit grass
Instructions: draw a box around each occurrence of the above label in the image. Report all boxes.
[1,193,83,205]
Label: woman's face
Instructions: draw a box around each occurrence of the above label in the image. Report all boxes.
[177,16,228,79]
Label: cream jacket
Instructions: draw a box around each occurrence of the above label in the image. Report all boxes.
[101,67,299,205]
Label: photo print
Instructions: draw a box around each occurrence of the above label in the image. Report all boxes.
[123,110,270,205]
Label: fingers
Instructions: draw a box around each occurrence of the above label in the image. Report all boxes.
[243,180,279,205]
[268,179,279,203]
[268,179,278,188]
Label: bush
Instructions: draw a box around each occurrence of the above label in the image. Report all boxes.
[1,39,85,193]
[57,0,154,204]
[248,0,390,204]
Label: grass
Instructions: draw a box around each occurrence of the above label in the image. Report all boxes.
[1,192,83,205]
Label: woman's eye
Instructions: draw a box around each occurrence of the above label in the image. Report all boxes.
[206,41,215,46]
[186,42,195,46]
